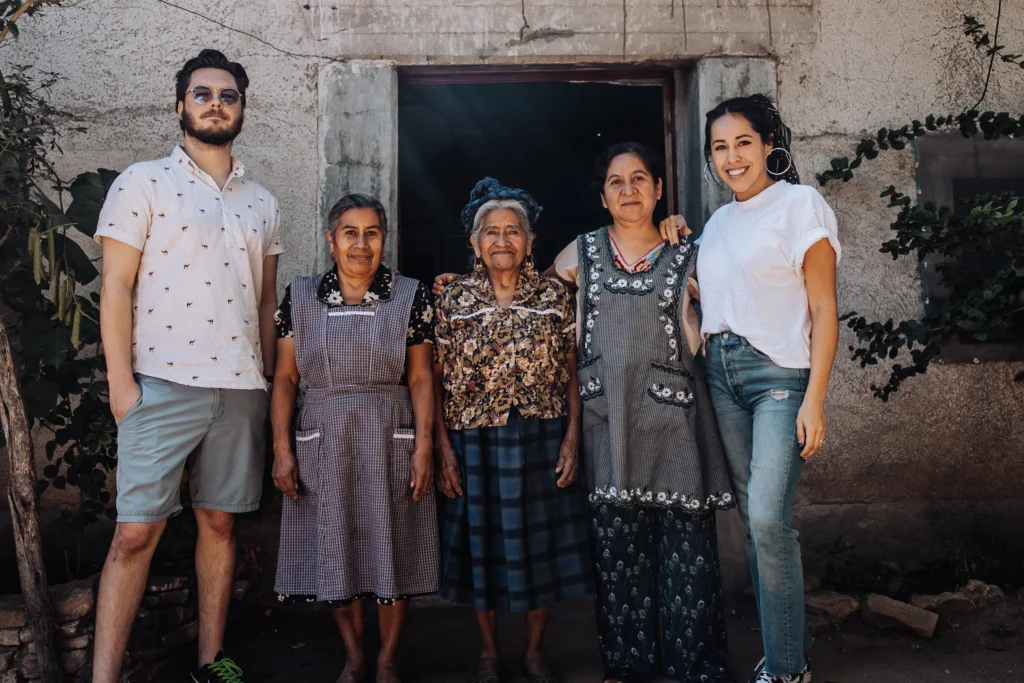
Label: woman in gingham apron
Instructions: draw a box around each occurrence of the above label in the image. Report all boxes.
[270,194,438,683]
[434,179,593,683]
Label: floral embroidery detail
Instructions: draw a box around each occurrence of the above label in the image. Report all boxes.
[589,486,734,512]
[274,266,433,346]
[657,242,695,362]
[435,267,575,430]
[648,383,694,408]
[581,230,604,357]
[605,275,656,295]
[579,375,605,400]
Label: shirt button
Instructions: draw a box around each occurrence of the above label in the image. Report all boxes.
[722,332,730,339]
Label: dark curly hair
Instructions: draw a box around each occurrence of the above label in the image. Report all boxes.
[703,94,800,185]
[459,177,543,231]
[593,142,665,194]
[175,49,250,109]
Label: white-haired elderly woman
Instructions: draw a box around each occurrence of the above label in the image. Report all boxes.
[271,193,438,683]
[434,179,593,683]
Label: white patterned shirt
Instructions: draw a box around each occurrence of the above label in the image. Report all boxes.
[95,146,283,389]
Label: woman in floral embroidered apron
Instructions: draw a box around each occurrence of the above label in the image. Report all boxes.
[548,143,735,683]
[270,194,438,683]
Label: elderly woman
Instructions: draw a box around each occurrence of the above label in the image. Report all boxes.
[270,194,438,683]
[434,178,593,683]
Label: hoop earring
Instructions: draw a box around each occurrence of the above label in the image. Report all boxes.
[766,147,793,177]
[523,254,536,272]
[702,161,723,187]
[473,256,484,273]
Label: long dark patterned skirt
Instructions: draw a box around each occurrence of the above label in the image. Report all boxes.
[439,409,594,613]
[592,503,731,683]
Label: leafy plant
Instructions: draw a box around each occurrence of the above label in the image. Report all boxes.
[0,23,120,529]
[820,9,1024,400]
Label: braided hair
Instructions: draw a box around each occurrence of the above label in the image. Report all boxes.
[460,177,542,232]
[703,94,800,185]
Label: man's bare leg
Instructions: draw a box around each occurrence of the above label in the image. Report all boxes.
[194,508,236,667]
[92,521,166,683]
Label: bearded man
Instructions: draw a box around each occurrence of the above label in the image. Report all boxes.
[92,49,283,683]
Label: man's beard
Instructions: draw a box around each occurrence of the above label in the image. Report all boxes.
[181,109,244,147]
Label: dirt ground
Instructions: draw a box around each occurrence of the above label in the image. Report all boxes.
[159,594,1024,683]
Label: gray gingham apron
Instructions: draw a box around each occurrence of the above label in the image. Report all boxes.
[274,271,439,602]
[576,227,733,512]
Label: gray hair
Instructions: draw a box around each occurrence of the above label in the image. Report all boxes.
[326,193,388,235]
[470,199,534,239]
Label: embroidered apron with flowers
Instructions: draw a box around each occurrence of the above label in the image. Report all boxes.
[274,271,439,602]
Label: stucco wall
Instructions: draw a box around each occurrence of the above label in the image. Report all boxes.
[3,0,1023,563]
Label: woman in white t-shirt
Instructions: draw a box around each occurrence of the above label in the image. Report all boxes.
[664,95,840,683]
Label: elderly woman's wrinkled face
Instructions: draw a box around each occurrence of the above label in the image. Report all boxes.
[600,153,662,225]
[326,207,385,279]
[471,208,531,274]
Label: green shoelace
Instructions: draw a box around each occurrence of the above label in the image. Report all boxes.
[208,657,244,683]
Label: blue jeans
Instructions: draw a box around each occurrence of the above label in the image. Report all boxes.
[704,333,812,677]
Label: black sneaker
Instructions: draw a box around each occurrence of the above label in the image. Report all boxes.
[191,651,245,683]
[749,656,811,683]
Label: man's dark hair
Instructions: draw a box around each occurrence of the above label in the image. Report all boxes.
[327,194,389,236]
[593,141,665,193]
[175,49,249,108]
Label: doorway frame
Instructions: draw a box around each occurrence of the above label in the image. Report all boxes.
[397,65,679,217]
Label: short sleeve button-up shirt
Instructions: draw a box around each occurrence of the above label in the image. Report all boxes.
[95,146,284,389]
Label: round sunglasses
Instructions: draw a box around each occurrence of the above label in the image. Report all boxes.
[188,86,241,106]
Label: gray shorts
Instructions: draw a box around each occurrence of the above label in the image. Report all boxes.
[115,375,268,523]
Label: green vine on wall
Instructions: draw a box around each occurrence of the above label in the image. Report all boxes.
[818,10,1024,400]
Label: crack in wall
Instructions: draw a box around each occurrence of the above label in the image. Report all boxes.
[519,0,530,40]
[622,0,627,59]
[507,28,577,47]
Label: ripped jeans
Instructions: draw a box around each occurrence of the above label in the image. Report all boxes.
[704,333,812,677]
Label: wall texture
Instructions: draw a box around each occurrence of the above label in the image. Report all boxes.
[3,0,1023,568]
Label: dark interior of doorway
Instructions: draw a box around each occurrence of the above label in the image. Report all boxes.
[397,80,668,284]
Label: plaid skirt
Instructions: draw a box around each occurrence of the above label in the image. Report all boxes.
[439,409,594,613]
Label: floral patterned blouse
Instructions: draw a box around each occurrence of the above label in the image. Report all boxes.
[435,265,576,430]
[275,266,434,345]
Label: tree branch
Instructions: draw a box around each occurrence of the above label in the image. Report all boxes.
[0,0,62,46]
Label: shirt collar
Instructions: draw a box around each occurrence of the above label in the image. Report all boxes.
[462,263,542,306]
[317,265,393,306]
[171,146,246,182]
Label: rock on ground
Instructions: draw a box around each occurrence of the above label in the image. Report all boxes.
[804,590,860,626]
[862,593,939,639]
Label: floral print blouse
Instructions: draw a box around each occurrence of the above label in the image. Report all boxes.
[435,265,576,430]
[275,266,434,345]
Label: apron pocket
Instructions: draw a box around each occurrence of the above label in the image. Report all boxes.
[390,428,415,498]
[634,361,697,437]
[294,429,322,495]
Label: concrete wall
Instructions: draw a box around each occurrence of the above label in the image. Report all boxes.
[3,0,1024,571]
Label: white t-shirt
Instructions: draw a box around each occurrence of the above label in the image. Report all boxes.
[95,147,283,389]
[696,181,840,369]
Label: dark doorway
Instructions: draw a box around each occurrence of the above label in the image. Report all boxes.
[397,72,673,283]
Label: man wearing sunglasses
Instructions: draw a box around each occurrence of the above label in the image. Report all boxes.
[92,49,282,683]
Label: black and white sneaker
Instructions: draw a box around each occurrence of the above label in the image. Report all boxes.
[749,656,811,683]
[190,651,245,683]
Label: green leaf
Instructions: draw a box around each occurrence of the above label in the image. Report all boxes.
[52,232,98,285]
[7,20,18,38]
[65,169,120,238]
